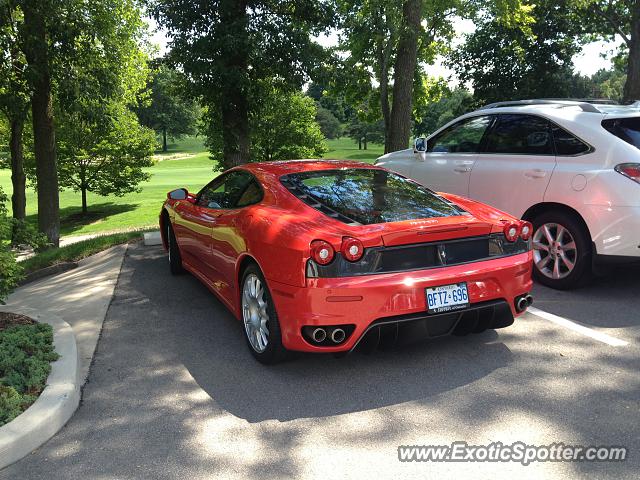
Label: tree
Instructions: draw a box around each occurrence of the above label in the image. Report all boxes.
[315,105,342,139]
[0,2,29,223]
[136,63,200,152]
[204,84,326,164]
[56,104,155,214]
[346,118,385,150]
[336,0,532,153]
[150,0,334,170]
[20,0,60,246]
[576,0,640,102]
[449,0,585,104]
[414,86,476,137]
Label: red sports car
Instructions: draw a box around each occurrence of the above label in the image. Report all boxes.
[160,160,533,364]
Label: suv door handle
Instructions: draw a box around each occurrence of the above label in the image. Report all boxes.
[524,169,547,179]
[453,166,472,173]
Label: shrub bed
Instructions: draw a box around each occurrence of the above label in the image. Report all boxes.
[0,312,59,426]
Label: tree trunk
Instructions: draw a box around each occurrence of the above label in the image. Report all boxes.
[219,0,250,168]
[162,127,168,152]
[358,137,362,150]
[23,4,60,247]
[388,0,422,153]
[624,2,640,103]
[364,135,368,150]
[376,9,393,154]
[9,116,26,221]
[81,187,88,215]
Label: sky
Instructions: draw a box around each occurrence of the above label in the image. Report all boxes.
[146,17,618,86]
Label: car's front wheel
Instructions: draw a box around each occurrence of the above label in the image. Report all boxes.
[166,221,184,275]
[240,264,287,364]
[531,211,591,289]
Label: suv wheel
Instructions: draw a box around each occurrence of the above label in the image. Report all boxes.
[531,211,591,289]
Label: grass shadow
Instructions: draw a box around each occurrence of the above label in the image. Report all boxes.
[24,203,139,237]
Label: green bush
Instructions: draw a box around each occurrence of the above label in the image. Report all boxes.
[0,187,24,304]
[0,323,59,426]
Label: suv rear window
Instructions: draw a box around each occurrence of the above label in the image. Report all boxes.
[603,117,640,149]
[280,169,467,226]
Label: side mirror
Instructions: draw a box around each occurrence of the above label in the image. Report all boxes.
[168,188,188,200]
[414,137,427,153]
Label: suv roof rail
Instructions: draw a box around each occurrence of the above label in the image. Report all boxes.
[478,99,613,113]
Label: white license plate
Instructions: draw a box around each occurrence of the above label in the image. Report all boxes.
[426,283,469,314]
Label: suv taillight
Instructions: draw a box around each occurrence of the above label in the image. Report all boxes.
[615,163,640,184]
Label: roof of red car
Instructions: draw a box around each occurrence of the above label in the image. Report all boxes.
[237,159,383,176]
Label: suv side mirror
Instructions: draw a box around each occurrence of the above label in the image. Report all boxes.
[414,137,427,153]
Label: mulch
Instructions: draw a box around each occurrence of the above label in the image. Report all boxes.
[0,311,36,330]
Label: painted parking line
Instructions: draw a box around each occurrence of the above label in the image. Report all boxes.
[528,306,629,347]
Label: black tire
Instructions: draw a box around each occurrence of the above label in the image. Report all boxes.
[531,210,591,289]
[166,221,184,275]
[240,264,288,364]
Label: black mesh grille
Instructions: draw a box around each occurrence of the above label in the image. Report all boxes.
[307,235,530,278]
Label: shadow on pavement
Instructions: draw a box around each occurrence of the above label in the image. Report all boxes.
[533,264,640,328]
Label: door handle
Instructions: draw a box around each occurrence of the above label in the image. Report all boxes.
[453,166,472,173]
[524,169,547,179]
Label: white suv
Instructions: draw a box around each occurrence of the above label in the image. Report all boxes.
[376,100,640,289]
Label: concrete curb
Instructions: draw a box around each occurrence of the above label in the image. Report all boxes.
[0,306,80,470]
[19,262,79,286]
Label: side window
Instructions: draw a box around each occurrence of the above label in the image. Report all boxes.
[552,126,590,155]
[427,115,493,153]
[236,180,263,207]
[197,171,256,209]
[484,114,554,155]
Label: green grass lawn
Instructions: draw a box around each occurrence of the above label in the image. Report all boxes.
[0,136,384,237]
[321,137,383,162]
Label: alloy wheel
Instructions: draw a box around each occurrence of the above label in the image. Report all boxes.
[532,222,577,280]
[242,273,270,353]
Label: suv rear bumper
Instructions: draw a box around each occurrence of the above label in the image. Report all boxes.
[585,205,640,258]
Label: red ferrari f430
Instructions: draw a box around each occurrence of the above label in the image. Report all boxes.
[160,160,533,364]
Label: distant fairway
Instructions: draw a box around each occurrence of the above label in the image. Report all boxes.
[0,136,383,237]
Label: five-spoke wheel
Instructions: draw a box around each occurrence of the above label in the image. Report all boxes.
[531,211,591,289]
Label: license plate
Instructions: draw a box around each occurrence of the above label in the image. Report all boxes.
[426,283,469,314]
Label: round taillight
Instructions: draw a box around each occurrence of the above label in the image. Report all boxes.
[520,221,533,241]
[341,237,364,262]
[310,240,335,265]
[504,222,520,242]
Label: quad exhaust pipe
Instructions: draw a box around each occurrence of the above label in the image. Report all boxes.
[311,328,327,343]
[516,294,534,313]
[309,327,347,344]
[331,328,346,344]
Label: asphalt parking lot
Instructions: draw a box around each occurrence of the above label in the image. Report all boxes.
[2,242,639,479]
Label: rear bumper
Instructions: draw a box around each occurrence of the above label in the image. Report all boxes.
[584,205,640,258]
[269,252,533,352]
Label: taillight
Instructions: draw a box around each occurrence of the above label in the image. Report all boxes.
[310,240,335,265]
[341,237,364,262]
[520,221,533,241]
[615,163,640,184]
[503,222,520,242]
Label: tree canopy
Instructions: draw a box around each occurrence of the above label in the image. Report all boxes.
[136,63,200,152]
[150,0,334,169]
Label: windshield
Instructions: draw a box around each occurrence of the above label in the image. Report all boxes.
[603,117,640,149]
[280,168,467,225]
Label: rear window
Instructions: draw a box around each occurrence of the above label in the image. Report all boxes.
[280,169,467,226]
[552,126,591,155]
[484,114,554,155]
[603,117,640,149]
